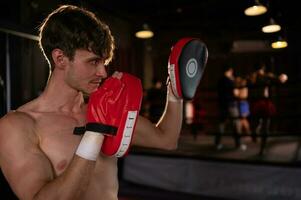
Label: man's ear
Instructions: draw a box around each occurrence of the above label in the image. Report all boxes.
[51,49,67,70]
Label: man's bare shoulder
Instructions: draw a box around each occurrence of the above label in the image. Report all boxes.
[0,96,41,132]
[0,110,37,143]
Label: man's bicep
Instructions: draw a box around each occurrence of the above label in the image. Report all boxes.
[0,115,53,199]
[132,116,163,148]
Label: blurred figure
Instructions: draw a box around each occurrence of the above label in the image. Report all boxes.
[236,77,253,141]
[186,98,206,140]
[248,63,288,155]
[216,65,245,150]
[145,78,166,123]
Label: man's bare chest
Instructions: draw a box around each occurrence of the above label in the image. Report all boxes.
[29,112,119,199]
[35,113,84,175]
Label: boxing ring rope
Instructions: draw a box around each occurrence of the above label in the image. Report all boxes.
[0,27,38,112]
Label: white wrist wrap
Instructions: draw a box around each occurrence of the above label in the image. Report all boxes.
[76,131,104,161]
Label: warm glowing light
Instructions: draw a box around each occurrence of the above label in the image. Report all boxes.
[262,24,281,33]
[244,5,267,16]
[271,41,288,49]
[135,30,154,39]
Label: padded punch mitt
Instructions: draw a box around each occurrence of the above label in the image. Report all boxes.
[168,38,208,100]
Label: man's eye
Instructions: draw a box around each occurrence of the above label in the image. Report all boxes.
[91,60,99,65]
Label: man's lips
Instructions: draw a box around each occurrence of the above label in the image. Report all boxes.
[91,81,100,84]
[90,79,101,84]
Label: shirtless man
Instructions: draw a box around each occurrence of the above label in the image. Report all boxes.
[0,5,183,200]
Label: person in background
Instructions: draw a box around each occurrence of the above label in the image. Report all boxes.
[186,96,206,140]
[248,63,288,155]
[216,65,246,150]
[236,76,254,142]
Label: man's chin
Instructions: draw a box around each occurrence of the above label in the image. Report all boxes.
[83,87,98,96]
[80,83,100,96]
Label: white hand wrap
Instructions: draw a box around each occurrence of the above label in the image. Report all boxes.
[76,131,104,161]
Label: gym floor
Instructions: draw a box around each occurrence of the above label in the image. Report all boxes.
[130,129,301,165]
[1,130,300,199]
[118,180,233,200]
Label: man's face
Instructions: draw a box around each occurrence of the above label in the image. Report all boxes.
[65,49,107,94]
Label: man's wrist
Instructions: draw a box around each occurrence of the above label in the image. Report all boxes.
[76,131,104,161]
[167,86,183,103]
[168,93,183,102]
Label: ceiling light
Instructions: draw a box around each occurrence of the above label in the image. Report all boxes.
[271,41,288,49]
[244,0,267,16]
[135,24,154,39]
[271,37,288,49]
[262,18,281,33]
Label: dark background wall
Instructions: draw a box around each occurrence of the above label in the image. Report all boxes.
[0,0,300,137]
[1,0,300,131]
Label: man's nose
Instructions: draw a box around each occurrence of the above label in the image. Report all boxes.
[96,64,107,78]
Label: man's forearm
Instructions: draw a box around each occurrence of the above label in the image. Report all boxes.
[156,100,183,149]
[33,156,95,200]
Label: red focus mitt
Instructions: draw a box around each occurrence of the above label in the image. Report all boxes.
[168,38,208,100]
[85,72,143,157]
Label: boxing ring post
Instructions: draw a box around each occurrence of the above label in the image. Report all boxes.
[0,27,38,113]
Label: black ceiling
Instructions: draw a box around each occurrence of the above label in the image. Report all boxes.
[1,0,298,36]
[0,0,299,54]
[0,0,300,91]
[90,0,297,39]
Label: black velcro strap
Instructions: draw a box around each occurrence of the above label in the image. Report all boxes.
[73,126,86,135]
[73,123,118,136]
[86,123,117,136]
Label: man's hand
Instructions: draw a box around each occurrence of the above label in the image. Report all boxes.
[100,72,143,157]
[76,72,127,160]
[76,72,143,159]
